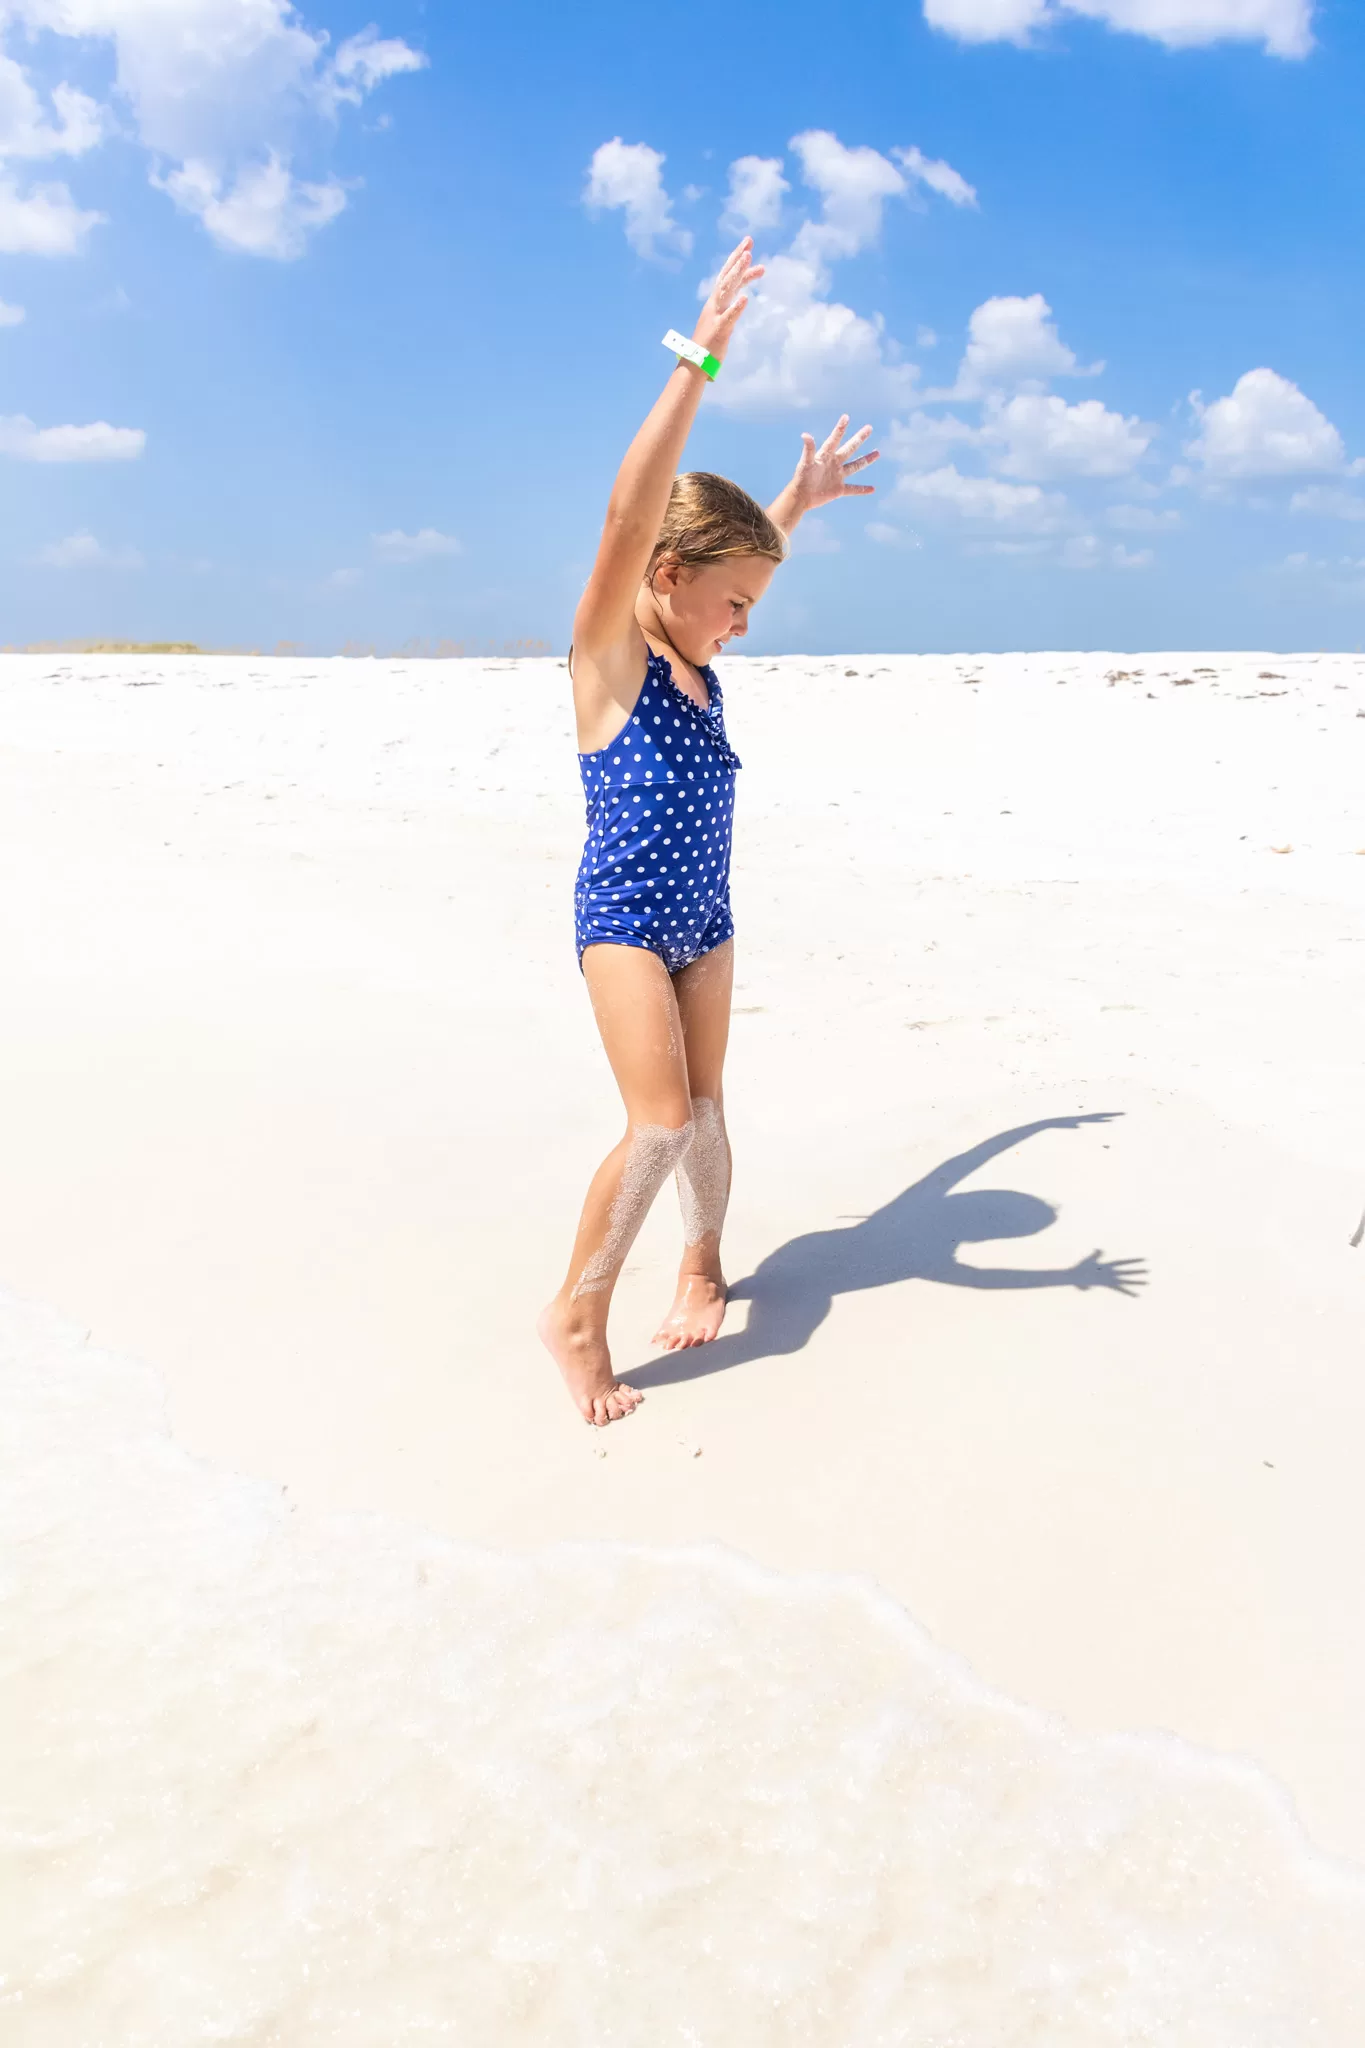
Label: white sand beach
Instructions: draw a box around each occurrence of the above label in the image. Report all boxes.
[4,647,1364,2037]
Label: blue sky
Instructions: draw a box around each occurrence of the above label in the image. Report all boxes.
[0,0,1362,653]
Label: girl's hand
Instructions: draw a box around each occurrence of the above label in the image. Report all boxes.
[789,416,880,512]
[693,237,765,366]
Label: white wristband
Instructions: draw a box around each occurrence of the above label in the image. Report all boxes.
[663,329,720,381]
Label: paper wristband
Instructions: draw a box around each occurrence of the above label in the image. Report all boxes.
[662,330,720,381]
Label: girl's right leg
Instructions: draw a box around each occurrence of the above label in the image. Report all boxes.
[538,942,696,1426]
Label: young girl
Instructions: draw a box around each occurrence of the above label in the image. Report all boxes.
[538,236,878,1426]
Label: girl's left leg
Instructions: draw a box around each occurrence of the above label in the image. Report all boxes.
[653,939,734,1350]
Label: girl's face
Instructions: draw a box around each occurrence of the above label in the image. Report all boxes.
[651,555,777,664]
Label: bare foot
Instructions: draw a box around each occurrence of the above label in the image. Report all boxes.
[537,1302,644,1427]
[652,1272,728,1351]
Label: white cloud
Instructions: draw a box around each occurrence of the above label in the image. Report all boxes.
[0,3,423,259]
[585,138,691,260]
[865,520,921,547]
[1060,533,1154,569]
[893,145,978,209]
[982,391,1152,477]
[922,0,1313,58]
[1106,502,1180,531]
[0,296,24,324]
[713,130,971,415]
[155,153,345,259]
[326,565,361,587]
[372,527,461,563]
[1185,368,1351,478]
[324,28,427,109]
[787,129,911,272]
[722,154,788,236]
[947,293,1099,397]
[1278,549,1365,596]
[896,463,1066,529]
[888,409,981,468]
[916,325,938,349]
[0,57,103,157]
[711,251,918,413]
[1290,484,1365,521]
[0,172,103,252]
[0,413,144,459]
[35,529,142,567]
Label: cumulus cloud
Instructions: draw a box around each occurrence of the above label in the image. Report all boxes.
[716,254,919,414]
[893,145,978,210]
[0,413,144,460]
[1289,484,1365,521]
[946,293,1100,398]
[0,296,25,323]
[155,154,345,259]
[0,171,103,252]
[0,2,424,259]
[982,391,1152,477]
[721,155,788,236]
[585,138,691,260]
[712,130,972,414]
[1279,549,1365,595]
[1185,368,1353,478]
[324,28,428,109]
[787,129,911,271]
[922,0,1313,59]
[35,528,142,567]
[372,527,461,562]
[888,409,981,468]
[896,463,1066,529]
[0,56,103,157]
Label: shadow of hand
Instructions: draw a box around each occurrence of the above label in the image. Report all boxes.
[1070,1248,1147,1295]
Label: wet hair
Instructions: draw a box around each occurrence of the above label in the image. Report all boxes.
[647,471,787,583]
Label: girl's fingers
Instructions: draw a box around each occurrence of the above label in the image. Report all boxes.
[711,258,763,317]
[818,414,850,457]
[716,241,752,295]
[842,448,881,475]
[843,482,876,495]
[837,424,874,457]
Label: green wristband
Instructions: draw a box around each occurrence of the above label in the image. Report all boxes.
[662,329,720,381]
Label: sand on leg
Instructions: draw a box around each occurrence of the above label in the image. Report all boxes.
[539,943,695,1424]
[654,939,734,1350]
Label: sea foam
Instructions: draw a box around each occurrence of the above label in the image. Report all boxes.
[4,1287,1362,2044]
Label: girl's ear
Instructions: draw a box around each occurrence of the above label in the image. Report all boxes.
[651,553,682,596]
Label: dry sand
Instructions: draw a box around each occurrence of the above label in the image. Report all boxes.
[2,646,1362,1861]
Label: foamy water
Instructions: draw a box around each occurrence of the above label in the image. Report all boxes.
[4,1288,1362,2044]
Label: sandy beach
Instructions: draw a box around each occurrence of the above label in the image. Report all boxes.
[4,646,1364,2035]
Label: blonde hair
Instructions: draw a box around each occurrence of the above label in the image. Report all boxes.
[647,471,787,583]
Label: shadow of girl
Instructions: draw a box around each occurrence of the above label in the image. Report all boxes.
[630,1113,1146,1390]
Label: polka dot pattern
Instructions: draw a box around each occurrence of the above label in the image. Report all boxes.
[574,649,742,974]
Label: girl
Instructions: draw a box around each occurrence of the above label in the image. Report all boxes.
[538,236,879,1426]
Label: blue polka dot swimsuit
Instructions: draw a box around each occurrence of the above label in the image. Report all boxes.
[575,648,742,974]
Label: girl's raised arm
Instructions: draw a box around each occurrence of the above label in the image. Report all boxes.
[573,238,763,665]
